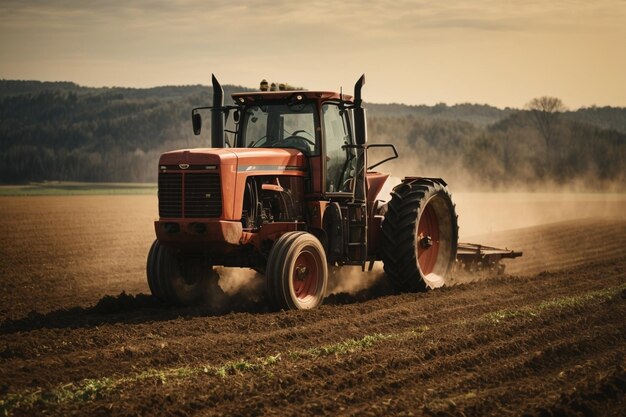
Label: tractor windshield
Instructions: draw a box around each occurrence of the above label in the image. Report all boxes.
[240,102,318,155]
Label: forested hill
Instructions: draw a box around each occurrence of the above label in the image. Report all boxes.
[366,102,514,127]
[367,102,626,133]
[0,80,624,189]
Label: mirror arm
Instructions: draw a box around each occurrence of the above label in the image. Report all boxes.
[192,105,239,113]
[191,105,242,137]
[365,144,399,171]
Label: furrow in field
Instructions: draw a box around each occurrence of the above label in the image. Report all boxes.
[2,281,624,416]
[1,257,624,393]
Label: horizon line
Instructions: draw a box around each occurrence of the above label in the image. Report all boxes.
[2,78,624,111]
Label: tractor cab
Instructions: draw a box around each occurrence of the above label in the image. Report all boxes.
[232,90,363,195]
[191,76,397,200]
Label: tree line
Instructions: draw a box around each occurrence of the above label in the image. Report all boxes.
[0,80,624,190]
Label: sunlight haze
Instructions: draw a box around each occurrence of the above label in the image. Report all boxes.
[1,0,625,108]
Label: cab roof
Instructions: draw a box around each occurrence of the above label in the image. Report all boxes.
[231,91,354,105]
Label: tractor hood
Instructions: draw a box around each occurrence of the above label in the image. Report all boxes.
[159,148,306,169]
[158,148,307,221]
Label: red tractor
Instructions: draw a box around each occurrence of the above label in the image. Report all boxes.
[147,75,521,310]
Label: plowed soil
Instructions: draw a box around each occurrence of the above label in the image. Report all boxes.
[1,194,625,416]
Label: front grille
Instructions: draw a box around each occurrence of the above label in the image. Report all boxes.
[158,172,222,218]
[158,173,182,218]
[184,173,222,218]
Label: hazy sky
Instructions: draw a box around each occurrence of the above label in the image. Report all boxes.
[1,0,625,108]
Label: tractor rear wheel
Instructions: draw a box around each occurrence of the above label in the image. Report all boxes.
[381,179,458,291]
[146,240,208,306]
[266,232,328,310]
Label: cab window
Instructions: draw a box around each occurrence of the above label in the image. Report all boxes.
[241,103,318,155]
[323,103,353,192]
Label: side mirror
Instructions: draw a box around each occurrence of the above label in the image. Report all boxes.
[192,112,202,135]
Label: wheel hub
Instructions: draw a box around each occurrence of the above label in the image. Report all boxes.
[295,265,308,281]
[292,250,320,302]
[419,234,433,249]
[417,203,441,276]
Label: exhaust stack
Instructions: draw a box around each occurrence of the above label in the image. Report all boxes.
[353,74,367,145]
[211,74,225,148]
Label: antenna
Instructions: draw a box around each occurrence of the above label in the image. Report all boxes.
[340,86,344,108]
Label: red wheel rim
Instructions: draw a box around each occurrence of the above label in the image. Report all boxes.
[292,249,319,301]
[417,202,440,275]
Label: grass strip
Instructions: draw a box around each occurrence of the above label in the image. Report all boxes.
[480,283,626,325]
[0,328,428,415]
[0,182,156,196]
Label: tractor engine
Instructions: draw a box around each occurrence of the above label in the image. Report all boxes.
[240,176,304,229]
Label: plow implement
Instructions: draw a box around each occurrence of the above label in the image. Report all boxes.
[455,243,523,275]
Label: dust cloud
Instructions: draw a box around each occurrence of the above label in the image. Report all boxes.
[454,192,626,239]
[199,267,265,313]
[215,267,264,297]
[326,265,385,296]
[377,158,626,239]
[204,264,389,307]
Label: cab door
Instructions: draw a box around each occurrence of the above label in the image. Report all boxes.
[322,103,354,194]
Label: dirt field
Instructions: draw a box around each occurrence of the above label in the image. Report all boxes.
[0,194,625,416]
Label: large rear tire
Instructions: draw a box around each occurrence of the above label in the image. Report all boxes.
[146,240,208,306]
[266,232,328,310]
[381,179,458,291]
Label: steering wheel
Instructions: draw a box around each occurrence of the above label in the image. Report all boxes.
[249,136,268,147]
[273,135,315,154]
[284,134,315,146]
[290,130,315,141]
[341,177,354,192]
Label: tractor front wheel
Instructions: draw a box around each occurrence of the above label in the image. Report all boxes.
[266,232,328,310]
[146,240,208,306]
[381,179,458,291]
